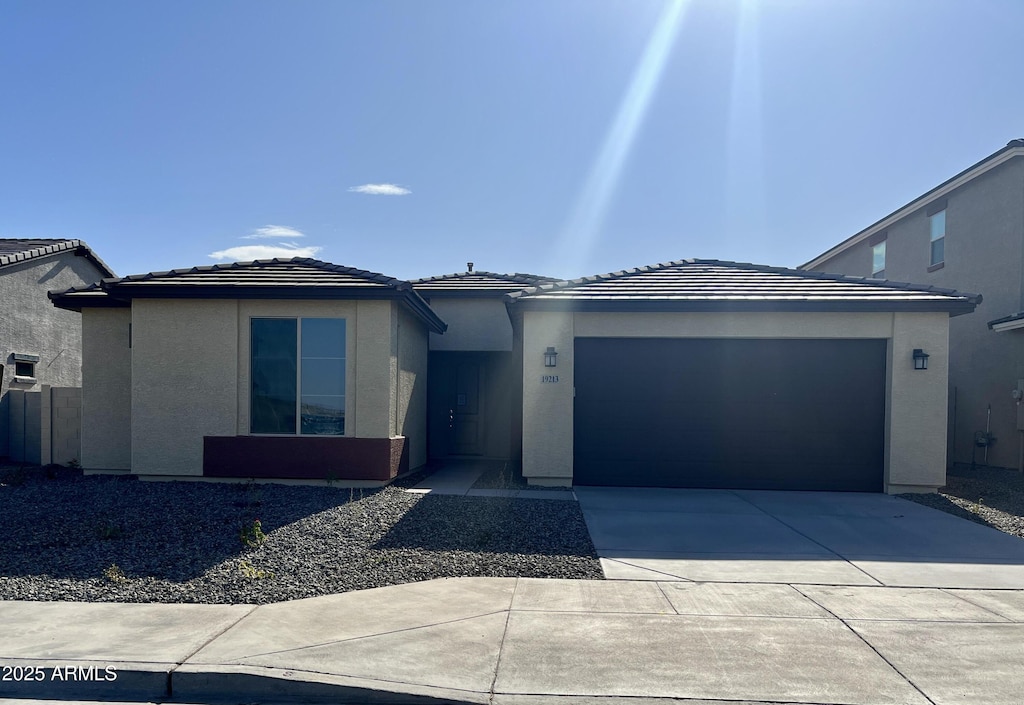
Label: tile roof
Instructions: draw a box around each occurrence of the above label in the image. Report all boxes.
[0,238,115,276]
[50,258,446,333]
[106,258,404,290]
[507,259,981,315]
[411,270,560,295]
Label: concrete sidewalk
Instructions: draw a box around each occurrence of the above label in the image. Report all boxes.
[3,576,1024,704]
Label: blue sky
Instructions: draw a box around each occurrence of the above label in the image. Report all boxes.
[2,0,1022,281]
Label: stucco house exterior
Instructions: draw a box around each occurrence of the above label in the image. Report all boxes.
[1,238,114,462]
[410,268,558,466]
[802,139,1024,471]
[50,259,445,482]
[52,256,978,494]
[508,260,977,494]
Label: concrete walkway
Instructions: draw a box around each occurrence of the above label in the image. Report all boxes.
[3,576,1024,704]
[408,459,574,500]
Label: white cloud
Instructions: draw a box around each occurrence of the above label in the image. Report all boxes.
[208,243,322,262]
[348,183,411,196]
[242,224,305,239]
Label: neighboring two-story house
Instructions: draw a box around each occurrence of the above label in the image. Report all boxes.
[0,239,115,463]
[802,139,1024,471]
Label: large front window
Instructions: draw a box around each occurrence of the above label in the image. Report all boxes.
[251,318,346,435]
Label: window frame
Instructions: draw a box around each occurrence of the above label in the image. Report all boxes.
[249,316,347,437]
[13,360,35,379]
[871,240,886,278]
[929,208,946,268]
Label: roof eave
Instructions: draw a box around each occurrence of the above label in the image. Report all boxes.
[416,288,525,298]
[801,144,1024,270]
[510,298,979,316]
[0,240,116,278]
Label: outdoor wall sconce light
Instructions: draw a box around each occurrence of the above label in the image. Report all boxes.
[913,348,930,370]
[544,346,558,367]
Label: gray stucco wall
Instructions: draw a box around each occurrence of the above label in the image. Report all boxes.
[81,308,132,470]
[809,157,1024,469]
[0,251,107,457]
[426,298,513,351]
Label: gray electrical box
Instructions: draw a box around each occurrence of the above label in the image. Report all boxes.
[1017,379,1024,431]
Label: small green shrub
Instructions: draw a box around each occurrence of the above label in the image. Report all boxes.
[240,518,267,548]
[103,564,127,583]
[239,559,275,579]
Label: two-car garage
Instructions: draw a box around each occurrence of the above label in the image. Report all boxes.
[572,337,886,492]
[512,259,978,494]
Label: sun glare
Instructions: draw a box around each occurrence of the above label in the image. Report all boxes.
[550,0,690,276]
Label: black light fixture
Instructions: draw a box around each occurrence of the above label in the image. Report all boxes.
[913,348,929,370]
[544,346,558,367]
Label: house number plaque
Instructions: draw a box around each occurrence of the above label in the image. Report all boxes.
[541,375,559,383]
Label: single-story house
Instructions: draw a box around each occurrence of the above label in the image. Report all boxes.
[50,257,980,494]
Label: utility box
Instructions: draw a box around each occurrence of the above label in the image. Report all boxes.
[1017,380,1024,431]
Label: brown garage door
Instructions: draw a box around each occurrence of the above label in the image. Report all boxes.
[573,338,886,491]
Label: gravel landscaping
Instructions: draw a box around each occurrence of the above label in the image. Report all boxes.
[899,465,1024,539]
[0,464,602,604]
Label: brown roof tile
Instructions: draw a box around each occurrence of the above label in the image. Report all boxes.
[0,238,115,276]
[50,258,446,332]
[412,270,559,295]
[508,259,981,315]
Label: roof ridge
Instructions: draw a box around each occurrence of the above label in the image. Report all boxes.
[0,238,115,277]
[97,257,409,290]
[410,270,558,285]
[507,258,981,303]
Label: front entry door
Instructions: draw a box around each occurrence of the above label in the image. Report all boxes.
[429,353,486,458]
[451,361,482,455]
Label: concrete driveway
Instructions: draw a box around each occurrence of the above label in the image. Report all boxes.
[576,487,1024,589]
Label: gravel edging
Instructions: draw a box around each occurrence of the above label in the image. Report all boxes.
[0,466,602,604]
[898,466,1024,539]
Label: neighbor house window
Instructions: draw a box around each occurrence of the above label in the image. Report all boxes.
[12,354,39,380]
[250,318,346,435]
[871,240,886,277]
[929,209,945,266]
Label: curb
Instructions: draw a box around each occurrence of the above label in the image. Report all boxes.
[171,664,490,704]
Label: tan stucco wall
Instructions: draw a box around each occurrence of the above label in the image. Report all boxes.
[131,299,239,476]
[521,311,575,484]
[81,308,132,470]
[397,305,429,469]
[353,299,395,439]
[521,309,952,493]
[426,298,513,351]
[88,296,431,478]
[886,312,950,492]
